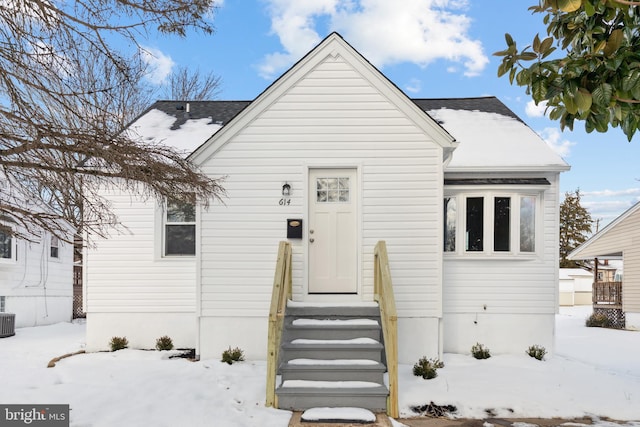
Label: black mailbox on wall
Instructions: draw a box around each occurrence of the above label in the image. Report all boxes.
[287,219,303,239]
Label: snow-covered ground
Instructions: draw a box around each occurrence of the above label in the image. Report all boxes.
[0,306,638,426]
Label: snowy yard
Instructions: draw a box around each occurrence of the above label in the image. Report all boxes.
[0,306,639,426]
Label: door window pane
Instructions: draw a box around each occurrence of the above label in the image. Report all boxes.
[444,197,456,252]
[494,197,511,251]
[520,196,536,252]
[466,197,483,252]
[317,177,349,203]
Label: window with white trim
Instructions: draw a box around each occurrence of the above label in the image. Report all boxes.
[444,192,539,256]
[164,199,196,256]
[0,231,13,260]
[50,236,60,258]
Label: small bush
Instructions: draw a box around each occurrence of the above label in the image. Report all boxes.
[471,342,491,359]
[155,335,174,351]
[412,357,445,379]
[109,336,128,352]
[585,313,613,328]
[526,344,547,361]
[221,346,245,365]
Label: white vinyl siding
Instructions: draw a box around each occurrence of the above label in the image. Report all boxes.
[0,233,73,327]
[85,188,195,313]
[198,55,444,319]
[443,173,561,315]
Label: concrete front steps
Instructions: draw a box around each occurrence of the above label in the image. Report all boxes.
[275,304,389,412]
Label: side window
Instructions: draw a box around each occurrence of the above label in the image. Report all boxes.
[444,197,457,252]
[0,231,12,260]
[519,196,536,252]
[164,199,196,256]
[50,236,60,259]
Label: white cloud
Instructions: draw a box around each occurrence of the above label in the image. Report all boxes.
[140,46,175,85]
[258,0,488,81]
[525,100,547,118]
[537,127,576,158]
[404,78,422,94]
[582,188,640,198]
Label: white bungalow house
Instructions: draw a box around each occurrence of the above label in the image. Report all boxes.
[84,33,569,411]
[0,229,73,329]
[569,201,640,330]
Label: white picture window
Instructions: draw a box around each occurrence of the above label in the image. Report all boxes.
[444,192,538,256]
[164,200,196,256]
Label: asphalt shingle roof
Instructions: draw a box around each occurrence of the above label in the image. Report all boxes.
[143,96,521,130]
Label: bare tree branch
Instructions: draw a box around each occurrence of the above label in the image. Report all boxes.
[0,0,223,243]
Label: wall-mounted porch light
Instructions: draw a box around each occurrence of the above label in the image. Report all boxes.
[282,183,291,197]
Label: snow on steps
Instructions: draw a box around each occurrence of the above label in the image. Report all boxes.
[276,303,389,412]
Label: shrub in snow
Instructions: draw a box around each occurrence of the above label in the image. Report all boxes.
[585,312,613,328]
[221,346,245,365]
[471,342,491,359]
[109,336,128,351]
[155,335,174,351]
[412,356,444,379]
[526,344,546,361]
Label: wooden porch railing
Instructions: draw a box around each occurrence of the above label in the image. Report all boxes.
[373,241,399,418]
[593,281,622,306]
[266,241,293,408]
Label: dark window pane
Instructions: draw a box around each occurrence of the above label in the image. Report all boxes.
[0,232,11,259]
[165,225,196,256]
[466,197,483,251]
[444,197,456,252]
[494,197,511,251]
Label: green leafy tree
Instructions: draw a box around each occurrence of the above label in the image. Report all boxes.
[495,0,640,141]
[559,189,593,267]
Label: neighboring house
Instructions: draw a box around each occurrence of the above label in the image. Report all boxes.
[84,33,569,363]
[559,268,593,306]
[0,229,73,327]
[569,201,640,330]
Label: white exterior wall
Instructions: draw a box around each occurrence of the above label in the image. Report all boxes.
[442,172,561,354]
[0,237,72,327]
[196,55,445,362]
[84,188,196,351]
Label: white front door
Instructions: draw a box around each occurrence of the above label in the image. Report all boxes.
[308,168,358,293]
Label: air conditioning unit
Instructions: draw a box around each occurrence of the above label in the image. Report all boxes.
[0,313,16,338]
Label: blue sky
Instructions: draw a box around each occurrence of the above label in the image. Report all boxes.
[140,0,640,230]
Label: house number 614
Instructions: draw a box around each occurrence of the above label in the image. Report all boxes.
[279,198,291,206]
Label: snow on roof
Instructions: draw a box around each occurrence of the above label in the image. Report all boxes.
[125,108,221,156]
[559,268,593,280]
[429,108,570,172]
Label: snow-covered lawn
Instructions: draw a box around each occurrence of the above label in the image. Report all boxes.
[0,306,639,426]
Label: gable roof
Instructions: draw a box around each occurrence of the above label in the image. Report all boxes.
[188,32,458,164]
[569,201,640,260]
[126,32,569,174]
